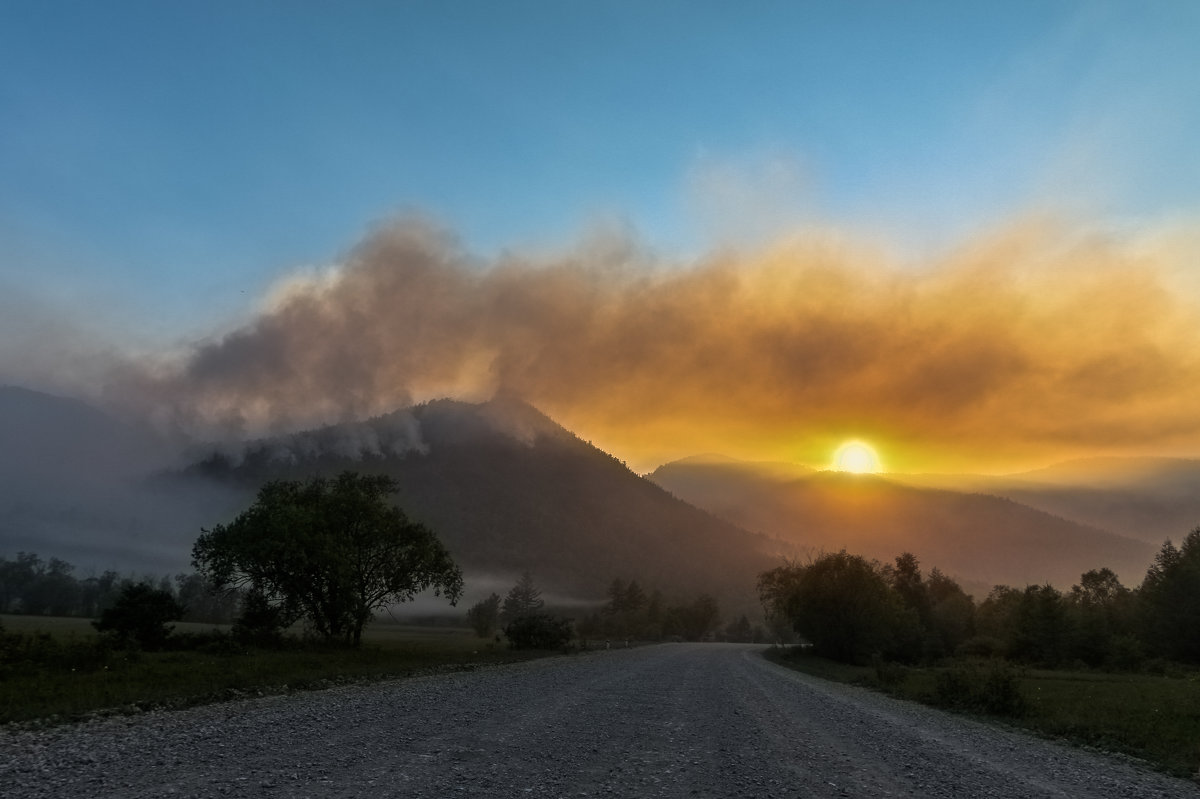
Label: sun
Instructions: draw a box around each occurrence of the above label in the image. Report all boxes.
[832,440,882,474]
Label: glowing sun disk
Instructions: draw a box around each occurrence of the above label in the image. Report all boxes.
[833,441,881,473]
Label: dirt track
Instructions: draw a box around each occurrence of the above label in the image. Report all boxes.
[2,643,1196,797]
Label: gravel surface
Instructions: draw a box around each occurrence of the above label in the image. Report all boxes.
[2,643,1196,798]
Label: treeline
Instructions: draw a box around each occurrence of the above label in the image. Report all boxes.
[759,528,1200,669]
[578,578,770,643]
[466,573,760,645]
[0,552,239,624]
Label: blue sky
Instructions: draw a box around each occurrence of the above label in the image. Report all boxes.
[2,1,1198,341]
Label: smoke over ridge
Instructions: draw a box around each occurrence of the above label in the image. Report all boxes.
[72,215,1200,471]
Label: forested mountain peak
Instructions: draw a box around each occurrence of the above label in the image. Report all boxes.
[184,398,776,606]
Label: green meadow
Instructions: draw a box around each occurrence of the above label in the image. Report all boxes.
[0,614,543,726]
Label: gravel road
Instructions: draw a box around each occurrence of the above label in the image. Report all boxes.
[2,643,1196,798]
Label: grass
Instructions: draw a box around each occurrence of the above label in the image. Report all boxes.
[766,648,1200,779]
[0,614,549,726]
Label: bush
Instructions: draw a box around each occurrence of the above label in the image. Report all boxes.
[0,629,124,677]
[93,583,183,651]
[956,635,1004,658]
[504,614,573,650]
[232,590,289,647]
[871,655,908,690]
[933,661,1026,716]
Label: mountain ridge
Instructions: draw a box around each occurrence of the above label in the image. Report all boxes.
[183,398,780,607]
[649,456,1156,591]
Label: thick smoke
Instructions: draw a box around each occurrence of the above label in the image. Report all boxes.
[110,216,1200,472]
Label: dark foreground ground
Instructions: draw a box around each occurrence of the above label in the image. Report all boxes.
[2,643,1195,798]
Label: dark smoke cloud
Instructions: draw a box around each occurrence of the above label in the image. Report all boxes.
[104,216,1200,472]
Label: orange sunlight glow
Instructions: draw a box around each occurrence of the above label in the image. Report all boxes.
[833,441,882,474]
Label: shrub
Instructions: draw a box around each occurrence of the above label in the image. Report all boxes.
[956,635,1004,658]
[504,614,573,650]
[231,590,289,647]
[93,583,183,651]
[934,661,1026,716]
[871,655,908,690]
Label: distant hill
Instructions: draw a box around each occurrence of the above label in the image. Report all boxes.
[648,458,1155,592]
[184,398,778,608]
[892,457,1200,547]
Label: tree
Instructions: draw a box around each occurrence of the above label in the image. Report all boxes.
[93,582,183,650]
[232,588,289,646]
[975,582,1073,665]
[501,572,544,623]
[603,578,651,639]
[882,553,931,662]
[1138,529,1200,662]
[761,552,896,663]
[925,567,975,657]
[664,594,721,641]
[467,593,502,638]
[758,561,806,644]
[193,472,463,646]
[725,614,754,642]
[175,572,241,624]
[1066,568,1132,666]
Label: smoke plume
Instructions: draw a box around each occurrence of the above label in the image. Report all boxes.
[105,215,1200,472]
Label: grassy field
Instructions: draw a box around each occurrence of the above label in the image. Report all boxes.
[766,648,1200,779]
[0,614,547,726]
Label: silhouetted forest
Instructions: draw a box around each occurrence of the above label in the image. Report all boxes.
[760,528,1200,668]
[0,552,239,623]
[464,572,746,645]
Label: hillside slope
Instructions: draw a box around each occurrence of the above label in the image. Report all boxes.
[649,458,1154,591]
[186,399,778,605]
[890,458,1200,547]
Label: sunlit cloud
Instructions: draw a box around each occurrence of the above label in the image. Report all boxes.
[89,212,1200,474]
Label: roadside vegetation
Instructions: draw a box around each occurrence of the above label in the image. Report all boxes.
[768,648,1200,778]
[759,530,1200,777]
[0,614,547,726]
[466,573,743,647]
[0,472,560,726]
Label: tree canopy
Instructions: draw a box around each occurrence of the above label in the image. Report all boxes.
[1139,528,1200,662]
[759,551,975,663]
[501,571,544,623]
[92,582,183,650]
[193,472,463,646]
[466,592,502,638]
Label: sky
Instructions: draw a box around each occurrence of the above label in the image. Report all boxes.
[2,1,1199,473]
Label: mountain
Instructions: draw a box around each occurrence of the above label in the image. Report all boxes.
[891,457,1200,547]
[648,457,1156,592]
[183,398,779,608]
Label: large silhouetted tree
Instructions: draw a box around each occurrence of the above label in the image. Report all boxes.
[1066,567,1133,666]
[1138,529,1200,662]
[193,472,463,646]
[759,552,896,663]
